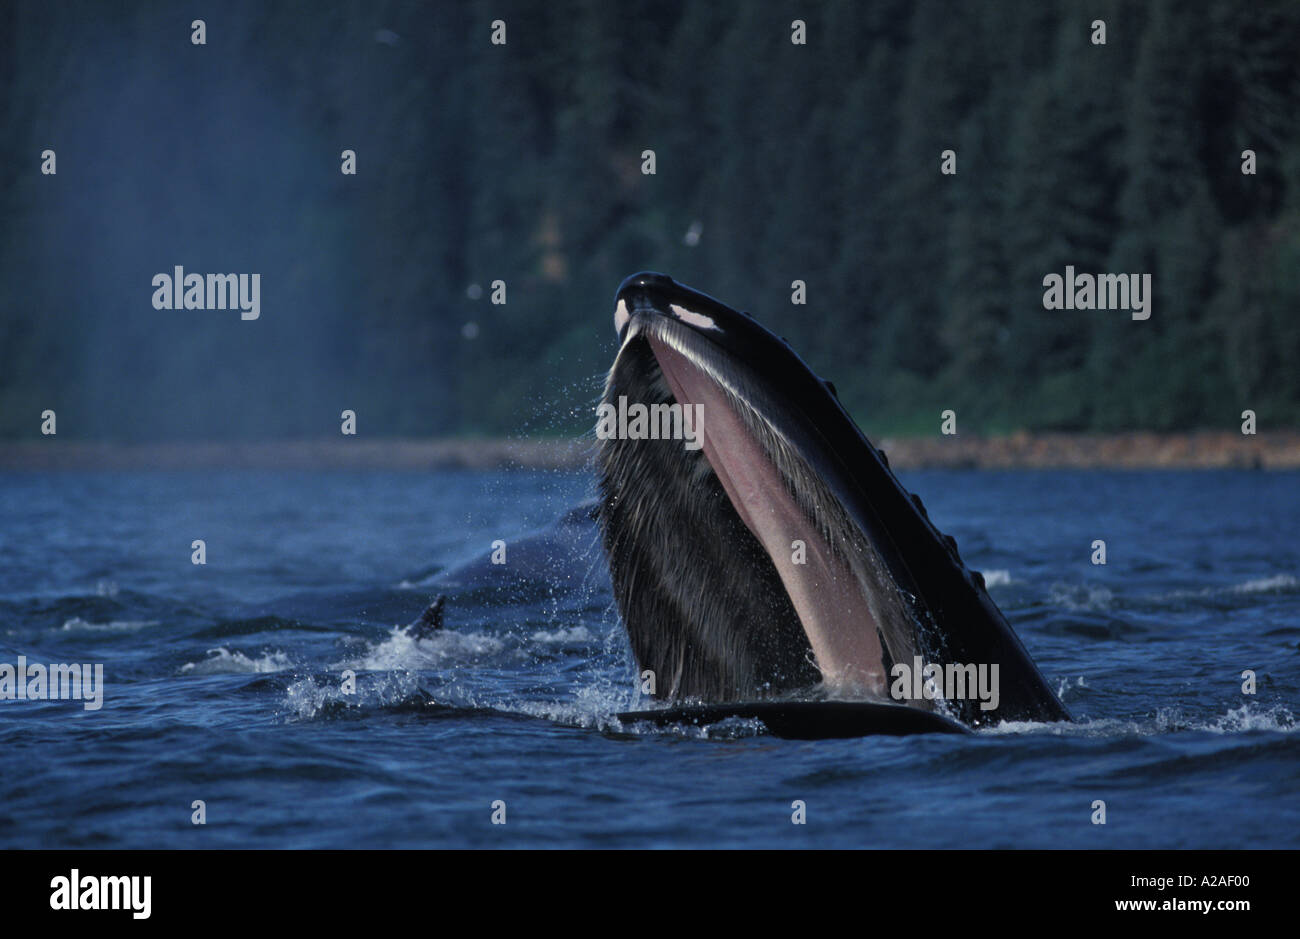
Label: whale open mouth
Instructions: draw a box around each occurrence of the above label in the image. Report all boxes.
[597,273,1069,727]
[633,321,911,698]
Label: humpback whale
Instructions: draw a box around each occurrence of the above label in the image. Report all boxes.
[598,272,1069,731]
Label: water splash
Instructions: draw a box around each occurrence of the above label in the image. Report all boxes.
[181,647,293,674]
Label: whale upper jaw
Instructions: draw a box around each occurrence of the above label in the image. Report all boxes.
[597,272,1070,727]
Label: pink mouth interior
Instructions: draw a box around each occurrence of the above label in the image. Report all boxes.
[647,334,887,697]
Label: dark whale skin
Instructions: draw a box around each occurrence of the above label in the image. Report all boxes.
[616,700,971,739]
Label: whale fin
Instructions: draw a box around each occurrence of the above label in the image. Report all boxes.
[407,595,446,639]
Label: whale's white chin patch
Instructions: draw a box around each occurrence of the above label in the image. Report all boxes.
[669,303,717,331]
[644,331,887,698]
[616,298,715,342]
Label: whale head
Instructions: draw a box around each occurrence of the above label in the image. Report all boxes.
[596,272,1069,727]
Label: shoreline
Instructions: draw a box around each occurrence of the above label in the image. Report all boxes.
[1,431,1297,471]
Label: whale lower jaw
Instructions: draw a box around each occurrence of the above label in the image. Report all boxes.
[599,315,927,707]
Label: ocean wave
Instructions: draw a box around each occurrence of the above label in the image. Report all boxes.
[1174,703,1296,734]
[528,625,594,644]
[339,626,504,672]
[1142,573,1299,605]
[981,701,1296,737]
[181,647,293,674]
[281,668,636,730]
[281,671,427,721]
[981,569,1013,588]
[502,680,637,730]
[60,617,158,633]
[1227,574,1298,594]
[1047,583,1115,612]
[1038,573,1295,613]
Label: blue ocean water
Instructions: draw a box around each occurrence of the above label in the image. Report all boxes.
[0,466,1296,848]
